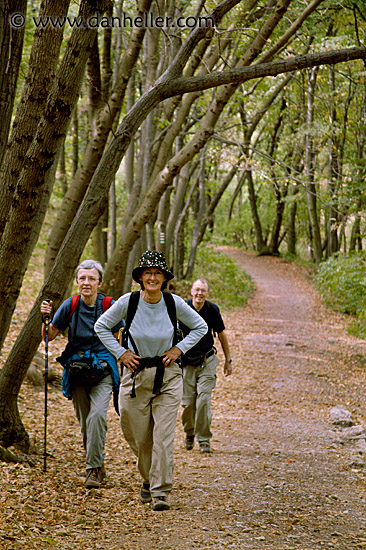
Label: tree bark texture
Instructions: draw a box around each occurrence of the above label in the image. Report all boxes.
[44,0,153,277]
[0,0,27,166]
[165,159,199,262]
[198,163,240,251]
[0,0,111,352]
[304,68,323,264]
[286,184,299,255]
[0,0,71,236]
[185,148,207,279]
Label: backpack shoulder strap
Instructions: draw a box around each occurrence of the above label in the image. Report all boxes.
[163,291,177,328]
[205,300,218,337]
[126,291,140,330]
[122,291,140,354]
[70,294,113,319]
[70,294,81,317]
[162,291,183,346]
[102,295,113,311]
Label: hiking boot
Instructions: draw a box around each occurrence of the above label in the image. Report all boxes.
[199,443,212,454]
[152,496,170,511]
[140,482,152,503]
[85,464,105,489]
[185,435,194,450]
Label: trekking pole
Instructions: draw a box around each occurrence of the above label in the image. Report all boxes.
[43,300,51,472]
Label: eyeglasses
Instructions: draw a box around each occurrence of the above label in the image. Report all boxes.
[192,287,208,293]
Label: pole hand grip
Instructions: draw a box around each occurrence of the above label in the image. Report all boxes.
[42,299,52,324]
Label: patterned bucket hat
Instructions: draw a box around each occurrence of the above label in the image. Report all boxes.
[132,250,174,284]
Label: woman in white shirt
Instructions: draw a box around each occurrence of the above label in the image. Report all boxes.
[95,250,207,511]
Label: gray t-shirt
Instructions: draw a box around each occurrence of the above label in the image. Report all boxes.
[94,292,208,359]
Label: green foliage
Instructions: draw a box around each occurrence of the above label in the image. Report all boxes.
[348,312,366,340]
[314,252,366,339]
[190,246,254,310]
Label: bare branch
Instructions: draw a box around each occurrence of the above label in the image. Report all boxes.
[157,46,366,98]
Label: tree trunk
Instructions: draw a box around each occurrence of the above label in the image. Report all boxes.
[268,97,287,254]
[174,223,186,281]
[0,279,68,449]
[92,206,109,265]
[326,64,339,258]
[228,171,246,221]
[72,105,79,177]
[0,390,29,452]
[0,0,27,166]
[87,34,103,133]
[186,148,207,279]
[123,240,140,294]
[197,163,240,250]
[349,195,363,252]
[233,72,294,244]
[270,193,286,255]
[58,139,68,196]
[286,184,300,255]
[109,180,117,257]
[156,189,171,256]
[44,0,152,277]
[149,27,234,187]
[173,177,199,279]
[0,0,71,236]
[0,0,110,351]
[304,68,322,263]
[246,168,265,252]
[165,159,199,261]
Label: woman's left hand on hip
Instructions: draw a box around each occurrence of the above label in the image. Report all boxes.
[162,346,182,366]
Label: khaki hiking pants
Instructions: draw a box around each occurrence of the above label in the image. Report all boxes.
[119,362,182,498]
[72,374,113,470]
[181,352,218,446]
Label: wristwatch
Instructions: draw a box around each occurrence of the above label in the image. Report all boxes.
[226,359,232,363]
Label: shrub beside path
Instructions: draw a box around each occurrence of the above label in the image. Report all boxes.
[2,248,366,549]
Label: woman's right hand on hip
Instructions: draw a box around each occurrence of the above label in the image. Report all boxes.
[119,350,140,372]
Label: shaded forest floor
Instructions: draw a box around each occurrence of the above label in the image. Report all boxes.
[2,248,366,549]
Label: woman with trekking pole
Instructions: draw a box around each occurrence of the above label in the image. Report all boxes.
[40,260,123,489]
[95,250,207,511]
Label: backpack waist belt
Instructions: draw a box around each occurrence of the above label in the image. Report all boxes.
[206,348,216,359]
[130,356,166,398]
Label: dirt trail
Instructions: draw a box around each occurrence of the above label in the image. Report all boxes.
[208,248,366,550]
[2,249,366,550]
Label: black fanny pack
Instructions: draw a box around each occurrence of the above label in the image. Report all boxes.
[69,358,109,387]
[182,347,215,368]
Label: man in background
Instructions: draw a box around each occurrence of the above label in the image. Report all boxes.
[180,278,232,453]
